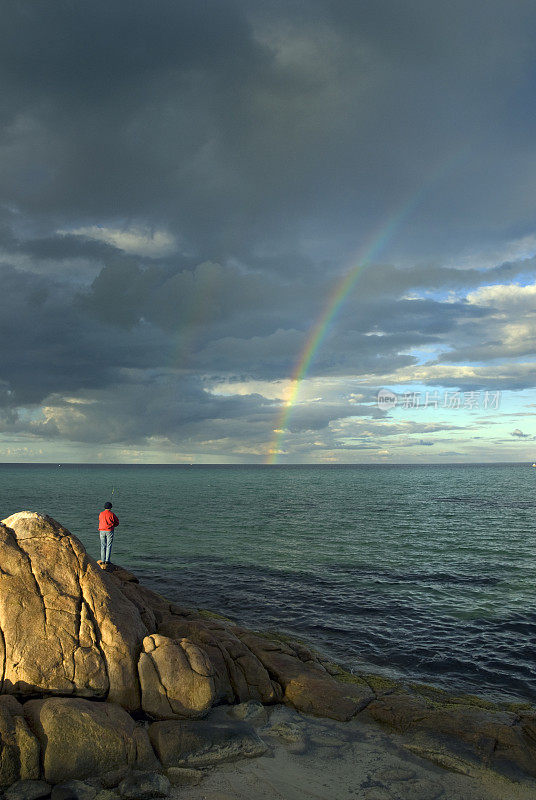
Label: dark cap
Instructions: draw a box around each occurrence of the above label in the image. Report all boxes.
[104,502,113,509]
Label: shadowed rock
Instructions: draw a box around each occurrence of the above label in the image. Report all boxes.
[50,780,96,800]
[367,689,536,779]
[117,772,171,799]
[23,698,158,783]
[4,779,52,800]
[148,719,267,767]
[0,696,40,787]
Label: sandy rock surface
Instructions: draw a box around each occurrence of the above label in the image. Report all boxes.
[178,705,536,800]
[366,687,536,779]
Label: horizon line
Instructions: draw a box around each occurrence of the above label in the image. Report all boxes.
[0,461,530,467]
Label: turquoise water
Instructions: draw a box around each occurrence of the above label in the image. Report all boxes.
[1,463,535,703]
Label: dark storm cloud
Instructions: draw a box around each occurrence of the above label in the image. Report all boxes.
[0,250,532,433]
[0,265,171,407]
[1,233,529,403]
[78,257,497,380]
[13,382,278,446]
[1,0,536,457]
[2,0,536,261]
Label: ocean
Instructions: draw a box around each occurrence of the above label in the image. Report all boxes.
[1,463,535,704]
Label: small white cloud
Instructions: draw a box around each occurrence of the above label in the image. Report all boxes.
[59,224,178,257]
[466,281,536,309]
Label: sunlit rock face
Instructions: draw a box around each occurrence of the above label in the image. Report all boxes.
[138,633,216,719]
[0,512,147,711]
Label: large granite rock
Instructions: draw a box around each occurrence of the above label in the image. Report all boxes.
[0,513,147,711]
[138,634,216,719]
[0,696,40,787]
[23,698,158,784]
[155,617,280,706]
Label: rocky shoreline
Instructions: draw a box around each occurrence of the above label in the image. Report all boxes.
[0,511,534,799]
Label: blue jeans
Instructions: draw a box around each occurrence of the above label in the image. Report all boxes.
[99,530,114,563]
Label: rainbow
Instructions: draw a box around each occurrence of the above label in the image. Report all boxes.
[265,152,467,463]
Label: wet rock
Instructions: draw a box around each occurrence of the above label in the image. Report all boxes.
[284,669,373,721]
[50,781,96,800]
[366,691,428,733]
[24,698,158,784]
[266,719,308,754]
[309,731,347,748]
[118,772,171,799]
[266,720,305,744]
[148,720,268,768]
[4,780,52,800]
[404,744,480,777]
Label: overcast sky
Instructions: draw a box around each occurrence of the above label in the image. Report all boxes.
[1,0,535,463]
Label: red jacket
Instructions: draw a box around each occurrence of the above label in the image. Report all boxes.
[99,510,119,531]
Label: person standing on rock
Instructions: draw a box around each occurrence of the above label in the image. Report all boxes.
[98,501,119,567]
